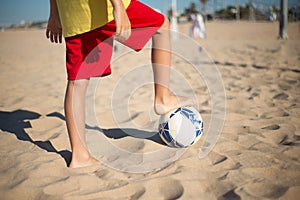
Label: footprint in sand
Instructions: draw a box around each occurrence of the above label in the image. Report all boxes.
[273,92,289,100]
[42,176,80,196]
[93,169,111,179]
[260,123,297,146]
[94,184,146,199]
[252,64,268,70]
[261,124,281,130]
[207,150,242,171]
[279,82,292,91]
[208,151,228,165]
[260,110,289,119]
[112,137,145,153]
[158,178,184,200]
[242,167,300,186]
[278,186,300,200]
[242,181,288,199]
[219,189,241,200]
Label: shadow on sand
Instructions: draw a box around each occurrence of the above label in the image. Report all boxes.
[0,110,164,166]
[0,109,71,166]
[46,111,164,145]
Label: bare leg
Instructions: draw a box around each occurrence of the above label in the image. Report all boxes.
[64,79,99,168]
[152,17,194,115]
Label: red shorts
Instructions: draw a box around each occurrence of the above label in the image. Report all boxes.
[65,0,165,80]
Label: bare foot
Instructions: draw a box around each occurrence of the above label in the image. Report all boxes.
[69,155,100,169]
[154,94,196,115]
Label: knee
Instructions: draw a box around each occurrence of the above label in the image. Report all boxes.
[68,79,89,90]
[161,16,170,30]
[156,16,170,35]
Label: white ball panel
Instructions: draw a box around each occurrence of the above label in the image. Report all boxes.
[158,107,204,147]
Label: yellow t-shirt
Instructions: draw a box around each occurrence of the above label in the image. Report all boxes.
[56,0,131,37]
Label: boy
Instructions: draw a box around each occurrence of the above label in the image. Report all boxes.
[46,0,191,168]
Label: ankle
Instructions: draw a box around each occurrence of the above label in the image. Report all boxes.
[155,92,174,105]
[69,155,99,168]
[70,150,91,164]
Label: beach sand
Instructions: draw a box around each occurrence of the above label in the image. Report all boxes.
[0,21,299,199]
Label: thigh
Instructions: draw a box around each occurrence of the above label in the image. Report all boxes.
[65,30,113,80]
[102,0,165,51]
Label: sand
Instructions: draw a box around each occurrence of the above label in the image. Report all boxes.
[0,21,300,199]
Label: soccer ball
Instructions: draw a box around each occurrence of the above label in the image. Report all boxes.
[158,107,204,148]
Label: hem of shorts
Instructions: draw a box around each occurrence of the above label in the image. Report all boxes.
[67,72,112,80]
[133,25,164,52]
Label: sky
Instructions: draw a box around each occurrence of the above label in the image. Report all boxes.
[0,0,299,26]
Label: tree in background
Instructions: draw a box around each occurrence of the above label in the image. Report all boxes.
[200,0,209,20]
[215,5,236,19]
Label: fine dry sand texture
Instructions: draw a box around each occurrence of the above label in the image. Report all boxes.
[0,21,300,199]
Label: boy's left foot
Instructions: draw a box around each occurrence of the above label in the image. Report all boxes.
[69,155,101,169]
[154,94,195,115]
